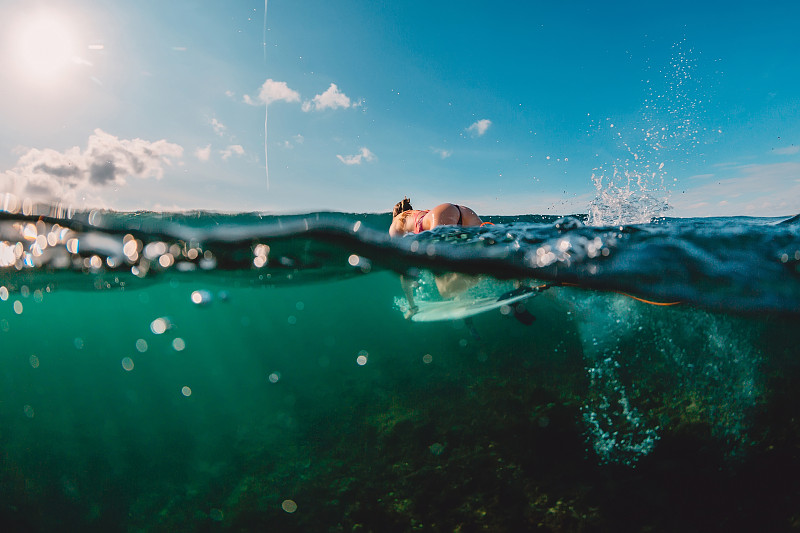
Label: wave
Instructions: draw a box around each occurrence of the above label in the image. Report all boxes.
[2,208,799,315]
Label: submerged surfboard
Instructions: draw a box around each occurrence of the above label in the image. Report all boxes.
[410,287,536,322]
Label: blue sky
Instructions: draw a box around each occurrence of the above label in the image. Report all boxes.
[0,0,798,217]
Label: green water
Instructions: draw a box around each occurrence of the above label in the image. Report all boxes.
[2,266,799,531]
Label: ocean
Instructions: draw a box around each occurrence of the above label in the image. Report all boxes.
[1,205,799,532]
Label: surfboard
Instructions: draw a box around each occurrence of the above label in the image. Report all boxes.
[410,287,537,322]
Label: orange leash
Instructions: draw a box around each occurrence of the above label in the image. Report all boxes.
[611,291,682,306]
[559,282,681,306]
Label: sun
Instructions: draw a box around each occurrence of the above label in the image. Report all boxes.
[10,10,80,83]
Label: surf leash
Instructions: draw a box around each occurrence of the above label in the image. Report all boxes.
[558,282,682,307]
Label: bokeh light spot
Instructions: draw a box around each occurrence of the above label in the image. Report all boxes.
[191,290,212,305]
[150,317,170,335]
[281,499,298,513]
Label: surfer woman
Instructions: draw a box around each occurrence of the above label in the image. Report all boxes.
[390,197,485,317]
[389,197,483,237]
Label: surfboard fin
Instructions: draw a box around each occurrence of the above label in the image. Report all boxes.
[511,303,535,326]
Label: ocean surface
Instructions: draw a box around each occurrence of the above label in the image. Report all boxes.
[1,205,800,532]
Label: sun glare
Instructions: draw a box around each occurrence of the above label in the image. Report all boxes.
[10,11,80,83]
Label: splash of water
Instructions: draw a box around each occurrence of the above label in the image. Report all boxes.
[587,40,707,226]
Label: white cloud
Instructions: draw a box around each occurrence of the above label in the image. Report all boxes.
[244,79,301,106]
[0,129,183,202]
[432,147,452,159]
[336,147,376,165]
[211,118,227,136]
[279,135,305,150]
[772,145,800,155]
[671,161,800,217]
[302,83,353,112]
[195,144,212,161]
[220,144,245,160]
[467,119,492,137]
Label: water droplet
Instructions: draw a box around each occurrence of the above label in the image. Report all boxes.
[281,499,298,513]
[190,290,212,305]
[150,317,170,335]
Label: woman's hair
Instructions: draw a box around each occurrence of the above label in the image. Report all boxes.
[392,197,413,217]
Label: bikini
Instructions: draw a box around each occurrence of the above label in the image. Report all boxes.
[413,210,429,233]
[413,205,464,234]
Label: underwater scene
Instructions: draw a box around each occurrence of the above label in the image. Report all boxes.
[1,205,799,532]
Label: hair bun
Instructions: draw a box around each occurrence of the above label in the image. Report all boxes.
[393,197,413,217]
